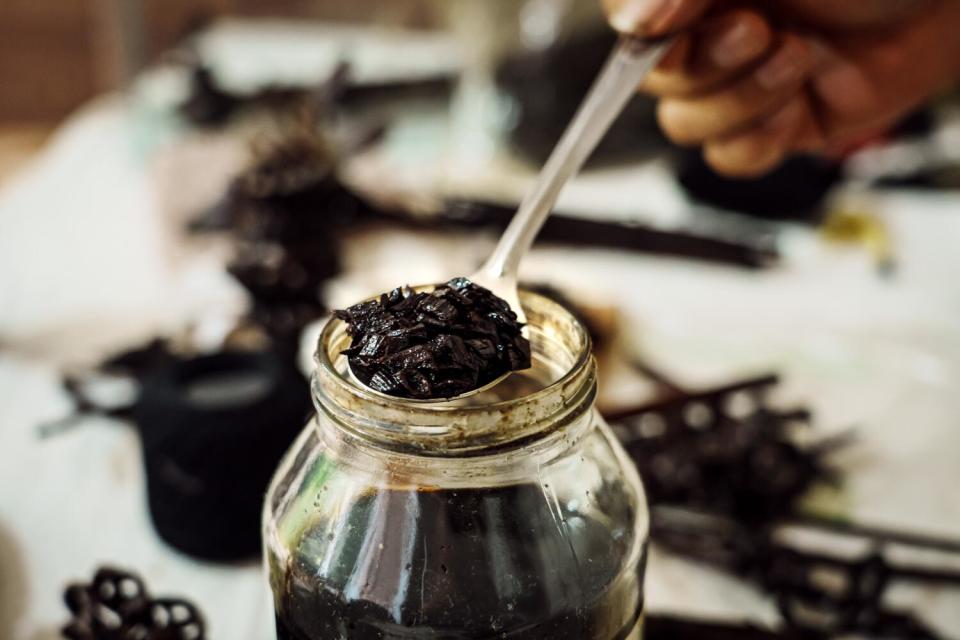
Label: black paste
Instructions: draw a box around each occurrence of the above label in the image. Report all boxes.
[334,277,531,399]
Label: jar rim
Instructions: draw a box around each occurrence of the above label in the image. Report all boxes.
[313,287,597,456]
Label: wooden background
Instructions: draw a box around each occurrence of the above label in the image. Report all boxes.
[0,0,441,182]
[0,0,442,125]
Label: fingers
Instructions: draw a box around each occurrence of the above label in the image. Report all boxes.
[601,2,833,176]
[703,96,816,177]
[656,34,815,145]
[804,0,959,150]
[642,9,774,98]
[700,10,773,72]
[603,0,712,37]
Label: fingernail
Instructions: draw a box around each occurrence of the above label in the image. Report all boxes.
[710,20,758,69]
[610,0,672,34]
[755,45,806,89]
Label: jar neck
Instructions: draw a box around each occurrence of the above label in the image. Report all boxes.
[312,290,597,459]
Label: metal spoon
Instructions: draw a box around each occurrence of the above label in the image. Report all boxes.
[349,36,672,401]
[470,36,672,323]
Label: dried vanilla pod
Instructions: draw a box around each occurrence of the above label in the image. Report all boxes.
[611,370,955,637]
[443,199,779,269]
[62,567,205,640]
[613,371,954,639]
[650,507,959,639]
[177,59,453,128]
[236,128,337,203]
[178,66,239,127]
[335,278,531,399]
[38,340,180,437]
[217,117,365,347]
[100,339,179,375]
[610,374,846,523]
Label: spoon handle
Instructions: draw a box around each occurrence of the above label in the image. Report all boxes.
[479,36,672,280]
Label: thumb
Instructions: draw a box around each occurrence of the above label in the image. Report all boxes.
[603,0,712,37]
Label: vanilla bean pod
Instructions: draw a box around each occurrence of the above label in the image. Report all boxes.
[62,567,205,640]
[651,507,958,639]
[178,61,453,128]
[443,199,779,269]
[608,374,840,523]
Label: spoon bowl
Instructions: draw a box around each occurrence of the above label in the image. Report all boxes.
[346,361,512,405]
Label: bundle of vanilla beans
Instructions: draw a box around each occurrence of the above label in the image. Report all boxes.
[609,373,959,639]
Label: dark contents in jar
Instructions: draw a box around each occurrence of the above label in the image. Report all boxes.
[334,278,532,399]
[273,484,643,639]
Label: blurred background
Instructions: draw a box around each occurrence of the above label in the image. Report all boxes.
[0,0,442,180]
[2,1,960,639]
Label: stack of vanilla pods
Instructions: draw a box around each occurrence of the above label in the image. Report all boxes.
[222,127,350,351]
[190,65,380,351]
[609,374,959,639]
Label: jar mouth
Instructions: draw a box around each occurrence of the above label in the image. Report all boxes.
[313,287,596,456]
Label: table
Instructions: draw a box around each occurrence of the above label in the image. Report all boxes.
[2,19,959,640]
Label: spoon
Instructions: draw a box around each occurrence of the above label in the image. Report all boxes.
[469,36,673,323]
[347,36,672,402]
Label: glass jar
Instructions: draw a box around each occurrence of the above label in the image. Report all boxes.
[263,290,649,639]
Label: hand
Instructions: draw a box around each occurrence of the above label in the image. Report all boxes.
[602,0,960,176]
